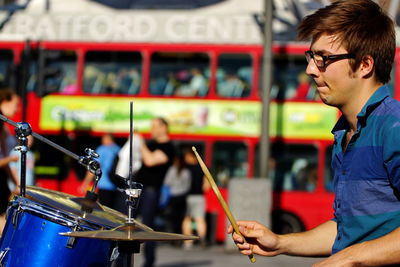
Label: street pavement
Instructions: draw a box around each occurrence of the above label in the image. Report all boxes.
[133,243,323,267]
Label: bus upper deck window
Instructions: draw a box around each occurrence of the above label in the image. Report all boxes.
[150,52,209,97]
[272,56,320,101]
[36,50,77,95]
[0,50,13,89]
[84,51,142,95]
[217,54,252,98]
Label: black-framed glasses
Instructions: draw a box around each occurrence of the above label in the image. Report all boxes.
[305,50,355,68]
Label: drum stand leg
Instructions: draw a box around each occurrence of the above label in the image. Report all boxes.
[111,241,140,267]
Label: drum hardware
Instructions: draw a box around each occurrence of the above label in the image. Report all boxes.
[14,122,32,197]
[61,102,199,266]
[11,205,21,227]
[0,113,106,213]
[0,247,9,266]
[66,225,80,249]
[0,194,119,266]
[0,104,199,266]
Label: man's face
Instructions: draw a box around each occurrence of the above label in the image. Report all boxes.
[306,34,360,108]
[1,95,19,117]
[151,119,166,139]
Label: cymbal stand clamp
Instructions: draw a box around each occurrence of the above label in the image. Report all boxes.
[14,122,33,197]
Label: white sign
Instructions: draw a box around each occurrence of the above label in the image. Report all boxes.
[0,13,262,44]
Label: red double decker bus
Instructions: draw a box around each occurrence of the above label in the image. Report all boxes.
[1,0,398,242]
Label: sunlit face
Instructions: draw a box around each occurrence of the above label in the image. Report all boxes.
[150,119,167,139]
[306,34,360,108]
[1,95,19,117]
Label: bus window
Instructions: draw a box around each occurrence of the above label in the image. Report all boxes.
[217,54,252,98]
[0,50,13,88]
[271,55,317,101]
[150,52,209,97]
[271,143,318,192]
[211,141,248,187]
[84,51,142,95]
[174,141,204,157]
[38,50,77,95]
[325,145,334,192]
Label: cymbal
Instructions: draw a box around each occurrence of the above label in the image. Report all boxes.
[25,186,151,231]
[60,224,199,242]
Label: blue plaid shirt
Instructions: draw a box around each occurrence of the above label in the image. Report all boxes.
[331,85,400,254]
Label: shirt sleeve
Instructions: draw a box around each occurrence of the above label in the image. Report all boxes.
[383,120,400,191]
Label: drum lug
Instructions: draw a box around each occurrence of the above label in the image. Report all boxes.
[110,247,119,262]
[65,225,80,249]
[12,206,22,227]
[66,237,76,249]
[0,247,10,266]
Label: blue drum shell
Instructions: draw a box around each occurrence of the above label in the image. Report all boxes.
[0,197,115,267]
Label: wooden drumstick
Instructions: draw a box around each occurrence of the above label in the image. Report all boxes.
[192,147,256,263]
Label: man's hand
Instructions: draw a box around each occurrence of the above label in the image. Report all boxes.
[227,220,282,257]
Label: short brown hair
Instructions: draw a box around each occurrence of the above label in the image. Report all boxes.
[0,88,16,104]
[297,0,395,84]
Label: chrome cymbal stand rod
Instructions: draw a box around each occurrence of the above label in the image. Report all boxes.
[0,114,102,199]
[14,122,32,197]
[125,101,142,224]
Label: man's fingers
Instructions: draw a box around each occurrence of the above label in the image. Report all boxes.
[242,228,265,239]
[232,232,244,243]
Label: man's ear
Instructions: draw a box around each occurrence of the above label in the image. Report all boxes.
[359,55,374,79]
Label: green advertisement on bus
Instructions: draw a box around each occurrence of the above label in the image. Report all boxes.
[40,95,338,140]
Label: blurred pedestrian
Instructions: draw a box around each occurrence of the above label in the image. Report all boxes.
[0,88,20,235]
[79,133,120,210]
[182,148,209,250]
[136,117,175,267]
[162,153,191,235]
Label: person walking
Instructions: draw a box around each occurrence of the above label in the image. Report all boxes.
[0,89,19,235]
[135,117,175,267]
[182,148,209,250]
[162,153,191,235]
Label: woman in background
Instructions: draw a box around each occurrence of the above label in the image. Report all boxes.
[0,88,20,235]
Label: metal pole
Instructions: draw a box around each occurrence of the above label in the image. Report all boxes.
[259,0,273,178]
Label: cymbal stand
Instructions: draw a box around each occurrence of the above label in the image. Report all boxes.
[78,148,102,204]
[14,122,32,197]
[0,114,103,202]
[115,101,143,267]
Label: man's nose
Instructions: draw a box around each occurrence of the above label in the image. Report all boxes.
[305,59,319,77]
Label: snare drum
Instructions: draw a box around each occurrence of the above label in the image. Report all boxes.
[0,187,126,267]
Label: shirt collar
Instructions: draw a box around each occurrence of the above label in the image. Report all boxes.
[331,85,390,134]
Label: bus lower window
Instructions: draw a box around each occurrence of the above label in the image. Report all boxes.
[84,51,142,95]
[211,142,248,187]
[150,52,209,97]
[271,143,318,192]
